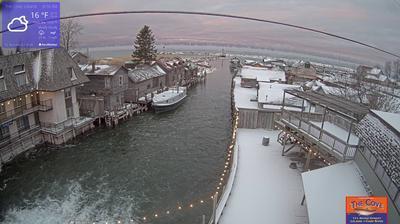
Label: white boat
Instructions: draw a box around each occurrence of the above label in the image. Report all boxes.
[152,87,187,113]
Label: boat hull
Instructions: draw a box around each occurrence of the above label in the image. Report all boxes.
[153,95,186,113]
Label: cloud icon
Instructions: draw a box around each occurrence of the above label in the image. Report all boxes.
[7,16,29,32]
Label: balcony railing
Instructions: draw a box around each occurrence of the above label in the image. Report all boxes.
[40,116,93,135]
[0,99,53,124]
[281,109,358,161]
[0,125,41,150]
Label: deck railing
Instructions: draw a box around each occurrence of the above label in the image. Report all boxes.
[282,109,358,160]
[41,117,93,135]
[0,99,53,124]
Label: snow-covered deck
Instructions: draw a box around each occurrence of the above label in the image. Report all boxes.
[219,129,308,224]
[302,162,368,224]
[310,121,359,145]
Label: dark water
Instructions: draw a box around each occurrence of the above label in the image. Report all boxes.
[0,59,232,224]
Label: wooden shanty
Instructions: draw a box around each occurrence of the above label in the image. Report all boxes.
[275,89,369,169]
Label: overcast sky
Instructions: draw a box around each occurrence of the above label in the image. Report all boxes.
[4,0,400,62]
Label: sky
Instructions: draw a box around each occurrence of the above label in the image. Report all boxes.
[3,0,400,62]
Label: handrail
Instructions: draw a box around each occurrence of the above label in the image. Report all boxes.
[41,117,92,134]
[282,109,358,159]
[284,109,358,147]
[0,99,53,123]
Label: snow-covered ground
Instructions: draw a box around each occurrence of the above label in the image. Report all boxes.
[219,129,308,224]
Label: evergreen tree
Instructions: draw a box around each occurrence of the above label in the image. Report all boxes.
[132,25,157,63]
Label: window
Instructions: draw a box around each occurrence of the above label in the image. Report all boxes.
[119,75,123,86]
[13,64,25,74]
[0,70,6,92]
[64,88,72,98]
[16,116,29,132]
[0,125,10,141]
[105,77,111,88]
[0,103,5,114]
[147,84,151,89]
[14,65,27,87]
[66,106,74,118]
[65,88,73,118]
[70,67,77,81]
[15,73,27,87]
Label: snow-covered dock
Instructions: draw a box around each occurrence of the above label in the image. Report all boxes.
[219,129,308,224]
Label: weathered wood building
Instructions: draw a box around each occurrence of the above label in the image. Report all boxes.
[78,64,129,115]
[126,64,167,103]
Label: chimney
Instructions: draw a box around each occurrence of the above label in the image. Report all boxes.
[91,61,95,73]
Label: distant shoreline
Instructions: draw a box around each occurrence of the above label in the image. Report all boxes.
[81,44,379,69]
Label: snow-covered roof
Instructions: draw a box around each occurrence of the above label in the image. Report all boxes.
[128,65,166,83]
[302,162,368,224]
[241,66,286,82]
[306,80,343,95]
[372,110,400,133]
[233,77,258,109]
[258,82,300,104]
[369,67,382,75]
[84,64,124,76]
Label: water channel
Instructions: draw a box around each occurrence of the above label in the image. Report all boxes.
[0,58,232,224]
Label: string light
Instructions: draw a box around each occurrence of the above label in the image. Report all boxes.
[135,101,239,223]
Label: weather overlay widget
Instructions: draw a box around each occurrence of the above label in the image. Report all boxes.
[2,1,60,48]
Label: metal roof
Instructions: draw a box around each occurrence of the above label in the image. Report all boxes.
[285,89,369,121]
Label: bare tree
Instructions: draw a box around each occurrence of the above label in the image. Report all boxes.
[368,92,400,112]
[60,20,83,51]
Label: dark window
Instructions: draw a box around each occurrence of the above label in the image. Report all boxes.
[64,88,72,98]
[16,116,29,132]
[15,73,27,87]
[119,75,123,86]
[147,84,151,89]
[0,70,6,92]
[13,64,25,74]
[0,125,10,141]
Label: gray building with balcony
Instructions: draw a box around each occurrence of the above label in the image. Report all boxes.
[0,48,93,171]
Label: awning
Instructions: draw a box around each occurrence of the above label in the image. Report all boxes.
[302,161,368,224]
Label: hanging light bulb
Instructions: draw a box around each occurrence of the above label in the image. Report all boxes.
[166,211,170,214]
[178,206,182,210]
[200,200,204,203]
